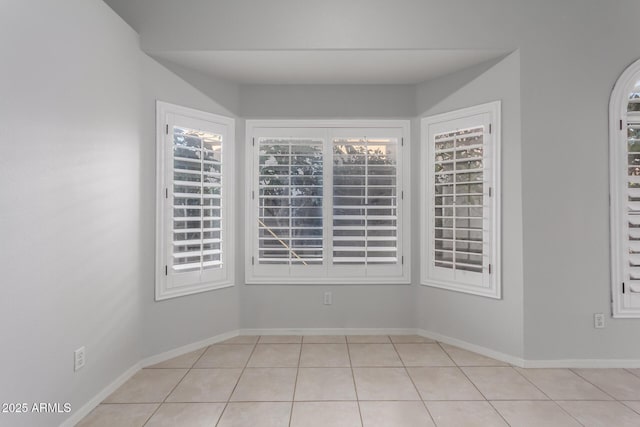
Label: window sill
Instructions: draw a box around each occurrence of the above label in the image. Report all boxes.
[420,279,501,299]
[245,277,411,286]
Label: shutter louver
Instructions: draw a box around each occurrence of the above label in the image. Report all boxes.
[432,127,486,276]
[625,113,640,304]
[258,138,324,265]
[332,138,398,265]
[172,126,223,273]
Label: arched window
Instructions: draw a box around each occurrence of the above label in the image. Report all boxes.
[610,58,640,317]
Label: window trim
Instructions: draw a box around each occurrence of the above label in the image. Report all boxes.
[609,58,640,318]
[244,119,411,285]
[420,101,502,299]
[155,101,235,300]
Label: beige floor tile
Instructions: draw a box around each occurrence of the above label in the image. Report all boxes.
[353,367,420,400]
[259,335,303,344]
[300,343,351,367]
[165,369,242,402]
[347,335,391,344]
[360,401,435,427]
[516,368,612,400]
[440,344,509,367]
[408,367,485,400]
[147,348,207,369]
[394,344,455,367]
[144,403,225,427]
[295,368,357,401]
[627,368,640,379]
[76,404,158,427]
[557,400,640,427]
[492,401,581,427]
[426,401,508,427]
[104,369,187,403]
[290,402,362,427]
[219,335,259,344]
[390,335,435,344]
[193,344,254,368]
[623,400,640,414]
[462,367,547,400]
[230,368,297,401]
[573,368,640,400]
[247,344,301,367]
[349,344,403,367]
[217,402,292,427]
[303,335,347,343]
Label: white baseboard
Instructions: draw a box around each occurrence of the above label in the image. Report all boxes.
[416,328,640,369]
[60,363,141,427]
[417,329,526,367]
[521,359,640,368]
[241,327,418,336]
[140,330,239,368]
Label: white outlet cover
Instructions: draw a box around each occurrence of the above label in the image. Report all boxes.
[74,347,86,371]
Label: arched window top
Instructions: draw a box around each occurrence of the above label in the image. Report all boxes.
[611,58,640,118]
[629,79,640,113]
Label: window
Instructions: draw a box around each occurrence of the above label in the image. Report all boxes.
[610,58,640,317]
[421,102,501,298]
[245,120,411,284]
[156,102,234,300]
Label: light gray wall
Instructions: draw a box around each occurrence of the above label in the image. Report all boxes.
[0,1,142,426]
[239,84,415,118]
[139,55,240,358]
[415,51,524,357]
[0,2,243,426]
[127,0,522,51]
[520,0,640,360]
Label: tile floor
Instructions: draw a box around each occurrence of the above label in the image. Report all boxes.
[77,335,640,426]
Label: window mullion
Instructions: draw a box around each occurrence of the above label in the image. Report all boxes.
[325,133,333,271]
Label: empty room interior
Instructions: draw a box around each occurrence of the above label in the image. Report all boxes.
[2,0,640,426]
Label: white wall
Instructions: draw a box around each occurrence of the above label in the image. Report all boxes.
[0,1,142,426]
[520,0,640,360]
[415,51,524,357]
[239,85,415,118]
[0,2,243,426]
[139,55,240,358]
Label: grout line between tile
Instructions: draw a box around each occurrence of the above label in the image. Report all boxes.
[139,368,191,427]
[569,369,620,401]
[346,336,365,427]
[392,337,438,426]
[214,338,259,427]
[288,339,303,427]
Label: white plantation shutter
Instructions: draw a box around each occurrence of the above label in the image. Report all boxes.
[332,137,399,266]
[257,138,324,269]
[422,102,501,299]
[247,122,410,284]
[432,127,486,277]
[625,119,640,309]
[156,102,234,300]
[611,63,640,316]
[172,126,223,273]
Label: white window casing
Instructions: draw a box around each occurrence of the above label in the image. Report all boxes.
[245,120,411,285]
[610,58,640,318]
[421,101,501,299]
[156,101,235,300]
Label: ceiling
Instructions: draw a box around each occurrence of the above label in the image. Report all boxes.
[152,49,508,85]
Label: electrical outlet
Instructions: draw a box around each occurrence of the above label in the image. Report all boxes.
[594,313,605,329]
[324,292,332,305]
[74,347,86,371]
